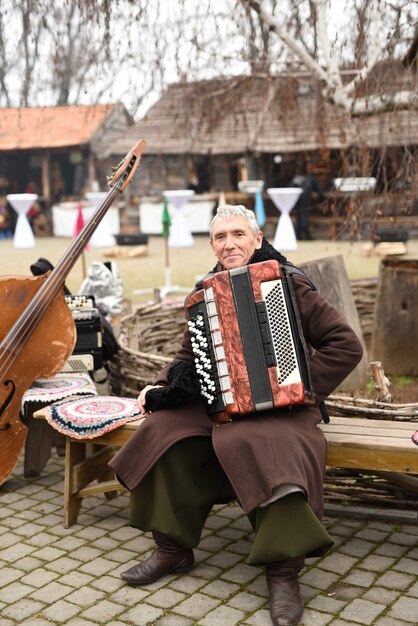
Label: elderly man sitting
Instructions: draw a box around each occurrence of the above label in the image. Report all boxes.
[110,204,363,626]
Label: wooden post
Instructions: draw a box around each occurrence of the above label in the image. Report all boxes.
[41,152,51,205]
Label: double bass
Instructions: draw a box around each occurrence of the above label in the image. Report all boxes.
[0,139,145,485]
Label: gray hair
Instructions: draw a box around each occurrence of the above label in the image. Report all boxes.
[210,204,260,238]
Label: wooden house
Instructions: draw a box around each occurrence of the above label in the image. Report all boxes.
[0,103,132,207]
[106,62,417,229]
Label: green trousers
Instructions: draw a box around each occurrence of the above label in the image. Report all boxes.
[130,437,333,565]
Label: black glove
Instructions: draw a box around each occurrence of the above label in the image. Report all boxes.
[145,360,201,412]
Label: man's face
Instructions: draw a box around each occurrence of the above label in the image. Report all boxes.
[210,216,263,270]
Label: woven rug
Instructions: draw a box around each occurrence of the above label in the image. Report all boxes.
[22,372,98,410]
[44,395,143,439]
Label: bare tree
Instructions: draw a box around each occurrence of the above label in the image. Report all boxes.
[0,0,415,119]
[243,0,417,115]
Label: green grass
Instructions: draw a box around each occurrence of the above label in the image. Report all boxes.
[1,235,418,306]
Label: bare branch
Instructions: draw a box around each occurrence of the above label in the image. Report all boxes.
[244,0,329,81]
[343,0,384,96]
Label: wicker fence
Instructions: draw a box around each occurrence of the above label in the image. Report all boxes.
[108,302,186,397]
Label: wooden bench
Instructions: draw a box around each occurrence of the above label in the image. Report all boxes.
[33,410,418,528]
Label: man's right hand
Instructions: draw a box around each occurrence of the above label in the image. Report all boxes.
[137,385,164,415]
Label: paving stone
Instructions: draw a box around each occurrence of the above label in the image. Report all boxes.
[64,585,105,607]
[30,580,74,603]
[1,598,45,621]
[227,590,266,611]
[221,562,260,584]
[387,595,418,622]
[339,538,376,558]
[175,592,221,619]
[238,608,272,625]
[170,575,208,595]
[378,569,416,590]
[319,552,358,575]
[340,598,386,623]
[90,573,125,593]
[331,584,367,601]
[31,545,67,561]
[301,567,339,590]
[53,536,87,551]
[146,587,187,609]
[200,603,246,625]
[375,542,409,558]
[70,545,103,562]
[356,528,391,542]
[0,580,35,603]
[19,619,53,626]
[41,598,82,622]
[65,617,109,626]
[393,557,418,576]
[0,542,36,561]
[119,603,164,624]
[200,579,240,599]
[79,599,125,622]
[20,568,58,588]
[387,530,418,546]
[103,547,138,563]
[45,556,83,574]
[193,563,223,580]
[343,568,377,588]
[78,556,118,575]
[13,555,44,572]
[109,584,151,606]
[374,617,413,626]
[206,550,243,568]
[92,536,120,551]
[0,566,25,585]
[0,532,22,548]
[362,586,400,605]
[358,554,397,572]
[153,614,194,625]
[307,592,347,613]
[13,521,46,537]
[217,527,250,541]
[296,608,336,625]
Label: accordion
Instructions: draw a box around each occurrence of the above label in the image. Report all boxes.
[185,260,315,422]
[61,295,103,372]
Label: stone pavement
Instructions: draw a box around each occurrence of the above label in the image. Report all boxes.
[0,451,417,626]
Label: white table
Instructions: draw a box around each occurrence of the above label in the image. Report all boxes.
[85,192,117,248]
[164,189,195,248]
[6,193,37,249]
[139,198,214,234]
[52,203,120,238]
[267,187,302,252]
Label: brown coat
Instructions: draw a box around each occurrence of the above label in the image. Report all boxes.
[109,271,363,518]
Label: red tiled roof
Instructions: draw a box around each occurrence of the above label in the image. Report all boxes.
[0,103,122,150]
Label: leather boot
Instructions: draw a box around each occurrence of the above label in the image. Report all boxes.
[266,556,305,626]
[121,531,195,585]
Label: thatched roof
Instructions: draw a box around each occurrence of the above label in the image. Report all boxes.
[111,65,417,156]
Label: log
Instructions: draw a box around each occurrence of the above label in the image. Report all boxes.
[300,255,369,392]
[371,258,418,375]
